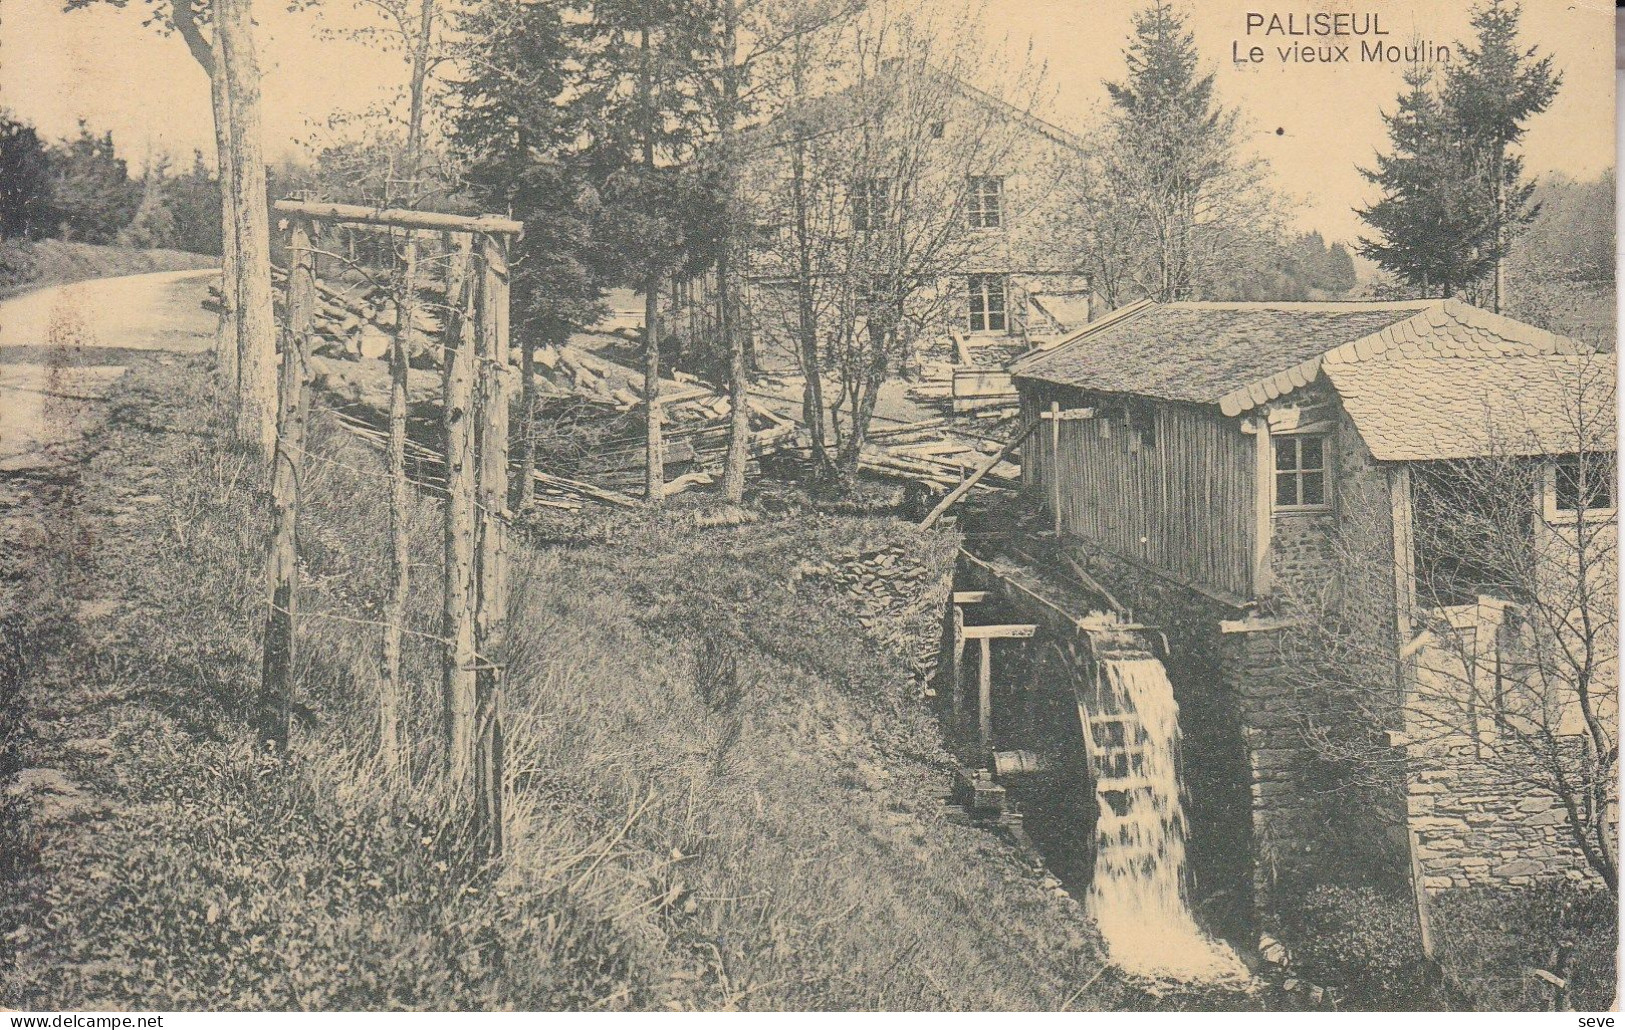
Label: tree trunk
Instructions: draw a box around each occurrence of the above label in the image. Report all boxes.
[172,0,236,388]
[259,217,314,752]
[208,23,238,388]
[441,237,478,796]
[718,2,750,504]
[472,235,510,862]
[380,233,415,773]
[639,22,664,504]
[720,247,750,503]
[378,0,438,774]
[644,276,665,502]
[517,335,537,510]
[789,35,828,474]
[215,0,276,463]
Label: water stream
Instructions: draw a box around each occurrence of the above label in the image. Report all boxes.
[1086,656,1248,981]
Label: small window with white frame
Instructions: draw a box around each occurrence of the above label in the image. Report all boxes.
[1273,432,1331,511]
[1543,454,1616,522]
[968,176,1003,229]
[967,273,1007,333]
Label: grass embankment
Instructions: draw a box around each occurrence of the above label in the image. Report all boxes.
[0,351,1235,1010]
[0,239,215,299]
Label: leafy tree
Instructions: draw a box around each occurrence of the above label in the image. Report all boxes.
[0,111,56,240]
[47,121,140,244]
[161,150,224,255]
[744,2,1050,481]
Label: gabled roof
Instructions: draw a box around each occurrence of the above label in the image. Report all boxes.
[743,63,1086,158]
[1010,300,1433,406]
[1010,298,1591,417]
[1325,354,1616,461]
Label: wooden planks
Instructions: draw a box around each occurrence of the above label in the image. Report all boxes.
[1024,385,1257,600]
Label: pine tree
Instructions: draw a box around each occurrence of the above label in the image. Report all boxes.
[568,0,719,503]
[451,0,610,511]
[47,122,141,244]
[1356,61,1496,297]
[1087,1,1267,302]
[1443,0,1561,312]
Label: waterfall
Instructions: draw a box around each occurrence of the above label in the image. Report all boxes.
[1086,656,1246,981]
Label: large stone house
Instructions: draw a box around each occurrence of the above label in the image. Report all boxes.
[665,69,1095,374]
[1008,298,1617,932]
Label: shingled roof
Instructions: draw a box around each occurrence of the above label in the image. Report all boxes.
[1325,354,1616,461]
[1010,299,1590,417]
[1010,301,1431,405]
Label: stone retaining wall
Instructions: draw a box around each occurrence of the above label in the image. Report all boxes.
[1408,741,1605,891]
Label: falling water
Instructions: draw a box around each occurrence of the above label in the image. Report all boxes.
[1086,656,1247,981]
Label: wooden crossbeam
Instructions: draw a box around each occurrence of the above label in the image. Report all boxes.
[961,623,1038,639]
[1039,406,1096,421]
[952,590,992,604]
[273,200,524,237]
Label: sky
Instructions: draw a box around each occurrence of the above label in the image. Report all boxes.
[0,0,1614,246]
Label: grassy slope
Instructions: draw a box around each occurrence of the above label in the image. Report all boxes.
[1,352,1253,1011]
[0,239,216,299]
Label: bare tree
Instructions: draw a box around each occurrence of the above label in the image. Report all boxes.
[744,2,1050,483]
[1286,353,1617,891]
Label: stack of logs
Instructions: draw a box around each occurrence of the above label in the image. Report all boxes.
[232,266,1015,504]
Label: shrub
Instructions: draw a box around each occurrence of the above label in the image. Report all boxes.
[1279,884,1431,1009]
[1431,886,1618,1011]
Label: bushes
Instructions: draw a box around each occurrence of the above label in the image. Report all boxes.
[1431,886,1618,1011]
[1277,885,1431,1009]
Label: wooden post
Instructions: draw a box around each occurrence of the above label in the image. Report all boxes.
[978,636,993,750]
[1247,417,1275,597]
[259,216,314,752]
[472,234,510,862]
[1049,400,1061,536]
[441,233,478,797]
[380,226,418,775]
[918,416,1043,530]
[950,603,965,720]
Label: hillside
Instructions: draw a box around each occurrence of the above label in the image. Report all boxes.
[0,339,1263,1010]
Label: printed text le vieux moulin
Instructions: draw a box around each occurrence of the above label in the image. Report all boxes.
[1234,12,1452,66]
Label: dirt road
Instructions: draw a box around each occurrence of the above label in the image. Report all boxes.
[0,269,216,471]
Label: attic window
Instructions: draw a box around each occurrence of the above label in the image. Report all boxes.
[930,120,946,138]
[852,177,889,232]
[1274,433,1330,511]
[968,176,1003,229]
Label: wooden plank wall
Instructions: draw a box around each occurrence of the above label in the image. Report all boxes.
[1020,383,1257,599]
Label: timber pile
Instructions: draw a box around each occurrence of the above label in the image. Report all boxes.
[530,342,800,495]
[791,542,953,692]
[226,273,801,505]
[856,418,1022,493]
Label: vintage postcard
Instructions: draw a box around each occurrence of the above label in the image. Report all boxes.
[0,0,1616,1014]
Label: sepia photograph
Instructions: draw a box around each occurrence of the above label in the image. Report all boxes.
[0,0,1616,1014]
